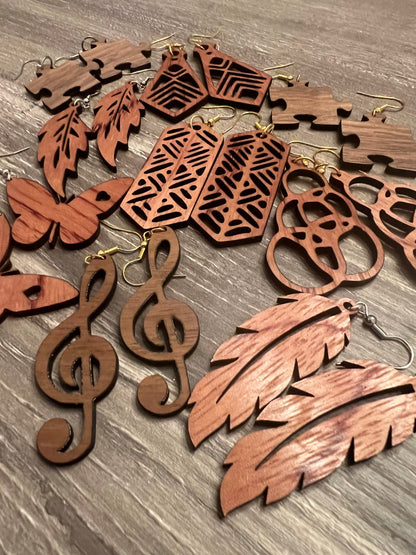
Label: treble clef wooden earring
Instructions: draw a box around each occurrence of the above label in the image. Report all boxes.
[120,226,200,416]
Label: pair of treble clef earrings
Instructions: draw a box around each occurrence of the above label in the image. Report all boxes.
[35,224,199,465]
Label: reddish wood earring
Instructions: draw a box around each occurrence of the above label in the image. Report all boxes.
[38,100,93,199]
[192,126,290,244]
[331,170,416,271]
[140,45,208,121]
[266,158,384,294]
[35,254,118,464]
[193,42,271,110]
[188,293,355,447]
[120,227,200,416]
[7,176,133,249]
[92,81,146,169]
[269,78,352,129]
[341,111,416,174]
[220,359,416,514]
[121,121,223,229]
[0,213,78,320]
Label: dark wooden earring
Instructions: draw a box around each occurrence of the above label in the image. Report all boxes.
[266,158,385,294]
[121,119,223,229]
[192,124,290,244]
[269,76,352,129]
[340,102,416,175]
[120,227,200,416]
[193,42,271,110]
[35,254,118,464]
[25,37,151,113]
[331,170,416,271]
[140,44,208,121]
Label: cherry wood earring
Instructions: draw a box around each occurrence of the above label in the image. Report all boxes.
[35,254,118,464]
[0,214,78,320]
[121,121,223,229]
[192,126,290,244]
[120,227,199,416]
[193,42,271,110]
[266,158,384,295]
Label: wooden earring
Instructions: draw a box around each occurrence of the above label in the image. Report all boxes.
[0,213,78,320]
[330,170,416,271]
[121,112,228,229]
[266,156,384,295]
[92,79,146,169]
[6,174,133,249]
[192,40,271,110]
[23,36,152,113]
[192,119,290,244]
[340,93,416,174]
[37,96,94,199]
[120,226,200,416]
[35,253,118,464]
[269,74,352,129]
[140,44,208,121]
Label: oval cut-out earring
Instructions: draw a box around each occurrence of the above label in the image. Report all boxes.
[266,143,384,294]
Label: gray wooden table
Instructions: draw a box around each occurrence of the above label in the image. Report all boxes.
[1,0,415,553]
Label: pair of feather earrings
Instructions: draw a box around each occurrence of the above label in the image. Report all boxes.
[187,293,415,515]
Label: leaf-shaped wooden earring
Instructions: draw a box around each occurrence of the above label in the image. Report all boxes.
[35,254,118,464]
[331,170,416,271]
[120,227,200,415]
[121,117,223,229]
[266,157,384,294]
[140,44,208,121]
[192,41,271,110]
[192,121,290,244]
[38,97,93,199]
[220,359,416,514]
[188,293,355,447]
[92,81,145,169]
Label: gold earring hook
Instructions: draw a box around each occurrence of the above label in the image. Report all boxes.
[357,92,405,116]
[189,105,237,128]
[188,29,221,49]
[84,221,144,264]
[223,111,262,134]
[312,148,341,175]
[13,56,54,81]
[150,33,176,47]
[121,227,167,286]
[264,62,295,80]
[288,141,338,171]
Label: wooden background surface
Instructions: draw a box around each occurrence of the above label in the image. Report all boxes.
[1,0,416,553]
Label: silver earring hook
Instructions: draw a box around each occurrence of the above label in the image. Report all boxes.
[0,147,31,181]
[13,56,54,81]
[349,302,414,370]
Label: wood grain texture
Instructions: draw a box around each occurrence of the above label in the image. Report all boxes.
[140,45,208,121]
[192,129,290,244]
[270,79,352,129]
[341,112,416,174]
[121,122,223,229]
[7,177,132,249]
[1,1,416,553]
[221,360,416,515]
[194,42,272,109]
[331,170,416,271]
[188,294,354,447]
[266,159,385,294]
[120,227,199,415]
[35,254,118,464]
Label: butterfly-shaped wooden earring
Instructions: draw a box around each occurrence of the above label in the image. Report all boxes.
[0,212,78,320]
[3,165,132,249]
[341,92,416,174]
